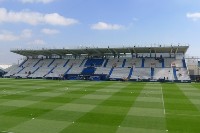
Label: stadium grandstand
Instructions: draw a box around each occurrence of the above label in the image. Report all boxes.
[0,67,5,77]
[4,45,191,82]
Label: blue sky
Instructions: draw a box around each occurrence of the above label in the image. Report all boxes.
[0,0,200,64]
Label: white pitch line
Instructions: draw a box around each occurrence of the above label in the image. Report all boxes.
[165,113,200,117]
[161,87,166,115]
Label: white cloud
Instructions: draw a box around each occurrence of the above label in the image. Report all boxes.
[186,12,200,21]
[20,0,56,4]
[21,29,32,38]
[0,29,32,42]
[0,32,19,41]
[0,8,78,26]
[41,28,60,35]
[44,13,78,26]
[27,39,46,46]
[91,22,123,30]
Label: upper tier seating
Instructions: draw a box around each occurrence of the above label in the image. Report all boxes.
[67,59,85,67]
[106,58,124,67]
[50,59,69,67]
[84,59,104,67]
[144,58,162,68]
[22,59,40,67]
[130,68,151,80]
[33,59,54,67]
[164,58,183,68]
[124,58,142,67]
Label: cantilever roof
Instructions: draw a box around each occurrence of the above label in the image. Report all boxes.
[11,45,189,57]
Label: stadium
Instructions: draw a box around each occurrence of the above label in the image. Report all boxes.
[1,45,200,133]
[1,0,200,132]
[4,45,191,82]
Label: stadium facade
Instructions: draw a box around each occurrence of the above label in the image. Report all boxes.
[4,45,191,82]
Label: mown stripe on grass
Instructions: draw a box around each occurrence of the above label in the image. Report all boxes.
[191,83,200,90]
[11,119,72,133]
[58,82,138,133]
[162,83,199,113]
[117,83,166,133]
[162,83,200,133]
[177,83,200,110]
[42,81,113,103]
[38,83,123,123]
[20,81,98,101]
[0,80,110,132]
[8,82,126,132]
[0,115,30,131]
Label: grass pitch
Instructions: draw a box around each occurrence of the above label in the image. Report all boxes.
[0,79,200,133]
